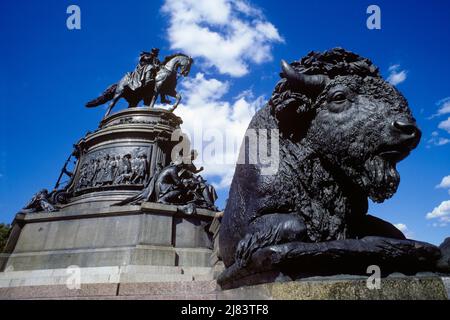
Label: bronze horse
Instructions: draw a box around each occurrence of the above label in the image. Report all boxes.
[86,53,193,119]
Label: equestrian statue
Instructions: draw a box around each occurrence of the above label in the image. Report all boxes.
[85,48,193,119]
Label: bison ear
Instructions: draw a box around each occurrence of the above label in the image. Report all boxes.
[270,79,316,142]
[280,60,329,97]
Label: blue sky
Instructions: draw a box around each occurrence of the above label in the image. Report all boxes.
[0,0,449,245]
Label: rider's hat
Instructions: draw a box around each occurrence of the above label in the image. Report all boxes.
[151,48,160,54]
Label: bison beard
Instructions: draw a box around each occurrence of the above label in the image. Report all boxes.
[361,155,400,203]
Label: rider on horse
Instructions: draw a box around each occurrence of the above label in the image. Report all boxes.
[86,49,193,119]
[128,48,160,91]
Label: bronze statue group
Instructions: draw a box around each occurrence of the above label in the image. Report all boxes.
[115,150,218,212]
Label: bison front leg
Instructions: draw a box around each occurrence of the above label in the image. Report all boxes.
[217,213,306,289]
[234,213,307,268]
[219,235,441,289]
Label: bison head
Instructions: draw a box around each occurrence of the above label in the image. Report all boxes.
[271,48,421,203]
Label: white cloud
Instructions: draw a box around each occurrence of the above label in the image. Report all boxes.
[436,175,450,195]
[427,98,450,145]
[388,64,400,72]
[436,138,450,146]
[233,0,263,17]
[162,0,283,77]
[438,117,450,134]
[234,89,255,101]
[394,223,407,232]
[429,97,450,119]
[432,222,449,227]
[394,223,413,238]
[437,175,450,190]
[387,64,407,85]
[436,99,450,117]
[167,73,263,189]
[427,136,450,147]
[427,130,450,147]
[426,200,450,226]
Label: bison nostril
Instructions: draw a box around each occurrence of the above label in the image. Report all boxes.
[393,121,419,136]
[392,121,420,137]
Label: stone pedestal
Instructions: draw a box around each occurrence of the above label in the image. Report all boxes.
[2,108,215,272]
[3,202,215,271]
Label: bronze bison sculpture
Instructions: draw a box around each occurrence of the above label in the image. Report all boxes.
[218,48,441,289]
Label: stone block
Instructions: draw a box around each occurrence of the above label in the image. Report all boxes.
[72,218,101,248]
[442,277,450,298]
[1,273,116,288]
[55,266,120,277]
[181,266,214,275]
[82,248,130,267]
[47,220,79,250]
[0,279,11,287]
[91,215,140,248]
[174,217,210,248]
[175,248,212,267]
[120,265,182,274]
[5,247,128,271]
[13,223,48,253]
[130,246,176,266]
[1,269,55,279]
[119,273,193,283]
[192,274,215,281]
[0,283,118,299]
[138,214,172,246]
[118,280,217,296]
[217,275,448,300]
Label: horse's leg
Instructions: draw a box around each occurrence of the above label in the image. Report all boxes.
[170,92,182,112]
[128,97,138,109]
[160,94,170,104]
[148,93,158,108]
[104,92,121,119]
[143,95,152,107]
[103,79,129,119]
[142,82,155,107]
[130,88,141,109]
[149,83,160,108]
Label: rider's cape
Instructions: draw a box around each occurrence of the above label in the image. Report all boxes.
[127,64,156,91]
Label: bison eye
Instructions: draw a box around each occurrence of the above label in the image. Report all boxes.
[332,91,346,102]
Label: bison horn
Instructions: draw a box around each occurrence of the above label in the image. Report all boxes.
[281,59,329,95]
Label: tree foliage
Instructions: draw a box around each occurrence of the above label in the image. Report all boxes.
[0,223,11,252]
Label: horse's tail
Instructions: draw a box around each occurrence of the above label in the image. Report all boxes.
[85,84,117,108]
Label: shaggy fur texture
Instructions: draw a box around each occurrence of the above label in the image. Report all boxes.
[219,48,421,268]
